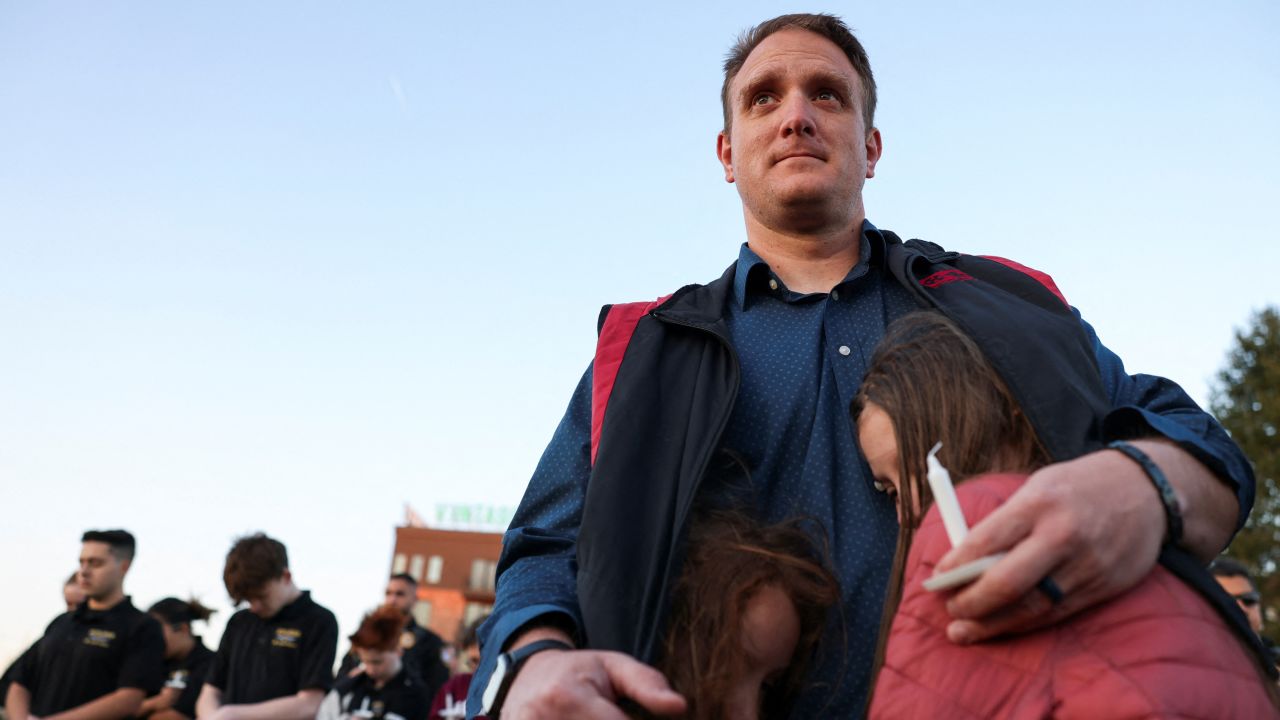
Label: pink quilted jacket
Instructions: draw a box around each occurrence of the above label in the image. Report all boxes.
[869,474,1277,719]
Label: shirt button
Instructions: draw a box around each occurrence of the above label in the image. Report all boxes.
[769,278,779,291]
[839,345,852,356]
[831,290,840,301]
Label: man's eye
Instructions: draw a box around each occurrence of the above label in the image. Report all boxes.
[815,90,839,102]
[752,94,776,106]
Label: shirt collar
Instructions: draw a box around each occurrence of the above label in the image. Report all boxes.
[732,219,884,309]
[74,595,135,623]
[270,590,312,622]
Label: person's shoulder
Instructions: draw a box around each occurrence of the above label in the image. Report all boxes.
[302,596,338,627]
[221,607,256,634]
[414,623,443,645]
[954,473,1027,523]
[187,641,216,670]
[331,671,363,694]
[42,610,75,635]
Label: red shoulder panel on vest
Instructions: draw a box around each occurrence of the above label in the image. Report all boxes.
[977,255,1069,306]
[591,296,671,465]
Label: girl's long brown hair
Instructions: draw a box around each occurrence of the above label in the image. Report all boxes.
[852,312,1049,700]
[657,511,840,720]
[651,454,841,720]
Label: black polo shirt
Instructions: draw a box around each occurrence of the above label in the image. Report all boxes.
[401,618,449,700]
[206,590,338,703]
[163,638,214,718]
[9,597,165,716]
[317,667,431,720]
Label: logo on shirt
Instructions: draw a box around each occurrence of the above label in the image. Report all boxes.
[920,268,973,289]
[400,630,416,650]
[272,627,302,649]
[165,669,190,689]
[83,628,116,648]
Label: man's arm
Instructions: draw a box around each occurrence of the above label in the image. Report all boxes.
[6,682,33,720]
[197,690,324,720]
[936,310,1249,643]
[41,688,146,720]
[138,686,180,716]
[466,365,687,719]
[194,684,221,718]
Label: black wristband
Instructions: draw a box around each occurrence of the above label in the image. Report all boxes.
[1108,440,1183,546]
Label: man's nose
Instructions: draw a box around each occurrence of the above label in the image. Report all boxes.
[779,94,817,138]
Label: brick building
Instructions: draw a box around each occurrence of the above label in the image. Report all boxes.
[390,525,503,644]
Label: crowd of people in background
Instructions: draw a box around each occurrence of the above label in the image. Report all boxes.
[1,529,487,720]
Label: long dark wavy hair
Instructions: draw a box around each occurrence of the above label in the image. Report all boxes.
[851,312,1050,694]
[648,454,842,720]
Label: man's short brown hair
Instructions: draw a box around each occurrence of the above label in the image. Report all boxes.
[223,532,289,603]
[720,13,877,135]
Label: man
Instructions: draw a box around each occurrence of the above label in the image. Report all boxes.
[4,530,165,720]
[1211,557,1267,636]
[196,533,337,720]
[470,13,1253,718]
[381,574,449,699]
[0,572,89,706]
[338,575,449,700]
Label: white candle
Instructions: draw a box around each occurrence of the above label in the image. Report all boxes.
[926,442,969,548]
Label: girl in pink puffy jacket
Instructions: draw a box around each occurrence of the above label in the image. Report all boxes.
[853,311,1278,719]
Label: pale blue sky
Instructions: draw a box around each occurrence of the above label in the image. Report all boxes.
[2,1,1277,666]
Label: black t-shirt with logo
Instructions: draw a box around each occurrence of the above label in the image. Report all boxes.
[9,597,165,716]
[317,667,431,720]
[162,638,215,718]
[205,590,338,703]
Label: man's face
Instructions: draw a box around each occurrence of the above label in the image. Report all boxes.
[717,28,882,236]
[1216,574,1264,634]
[78,541,127,601]
[384,578,416,615]
[245,575,294,619]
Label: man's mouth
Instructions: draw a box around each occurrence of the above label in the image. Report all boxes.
[776,151,824,163]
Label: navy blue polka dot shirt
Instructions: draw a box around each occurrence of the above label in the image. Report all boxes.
[469,222,1254,718]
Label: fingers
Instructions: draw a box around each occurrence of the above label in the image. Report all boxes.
[945,585,1057,644]
[502,649,685,720]
[936,485,1042,571]
[945,521,1068,620]
[602,652,688,715]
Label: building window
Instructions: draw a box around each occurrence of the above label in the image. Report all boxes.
[464,601,492,627]
[408,554,425,582]
[426,555,444,584]
[470,559,487,590]
[392,553,407,575]
[413,601,432,628]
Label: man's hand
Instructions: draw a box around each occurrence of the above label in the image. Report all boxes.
[934,440,1236,644]
[500,648,687,720]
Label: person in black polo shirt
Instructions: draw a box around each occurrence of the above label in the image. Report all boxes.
[0,572,87,705]
[317,606,431,720]
[138,598,216,720]
[383,574,448,699]
[196,532,337,720]
[4,529,165,720]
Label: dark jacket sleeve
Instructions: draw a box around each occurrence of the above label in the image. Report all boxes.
[1079,309,1256,529]
[467,363,594,717]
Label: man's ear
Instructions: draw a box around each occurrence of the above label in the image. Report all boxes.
[717,131,735,183]
[865,127,883,179]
